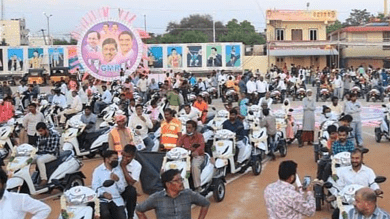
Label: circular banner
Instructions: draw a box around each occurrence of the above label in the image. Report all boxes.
[78,20,143,81]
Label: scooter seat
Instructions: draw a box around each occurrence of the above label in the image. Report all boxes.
[85,127,110,140]
[200,154,211,171]
[43,150,73,180]
[65,113,77,119]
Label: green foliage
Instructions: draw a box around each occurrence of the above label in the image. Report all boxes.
[327,20,344,34]
[344,9,371,26]
[219,19,265,45]
[180,30,208,43]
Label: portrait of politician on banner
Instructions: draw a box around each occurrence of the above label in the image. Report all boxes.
[8,48,24,72]
[167,46,183,68]
[226,45,241,67]
[28,48,44,69]
[49,47,64,68]
[79,21,142,81]
[206,45,222,67]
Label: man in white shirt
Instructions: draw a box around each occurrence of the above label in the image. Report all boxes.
[329,96,343,118]
[92,150,127,219]
[198,79,206,91]
[137,75,148,104]
[51,89,67,109]
[246,76,257,103]
[259,92,273,110]
[0,169,51,219]
[276,77,287,101]
[22,103,45,146]
[120,145,142,219]
[17,80,27,94]
[59,91,83,124]
[256,76,268,100]
[333,74,343,99]
[128,104,154,151]
[88,81,99,94]
[60,81,68,95]
[94,85,112,114]
[179,104,201,123]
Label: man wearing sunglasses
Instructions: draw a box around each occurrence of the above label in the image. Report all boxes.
[136,169,210,219]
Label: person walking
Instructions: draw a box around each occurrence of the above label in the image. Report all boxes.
[136,169,210,219]
[344,93,363,147]
[301,90,316,147]
[264,160,315,219]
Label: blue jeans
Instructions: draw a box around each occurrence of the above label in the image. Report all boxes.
[143,136,154,152]
[268,135,276,153]
[140,91,147,104]
[351,121,363,146]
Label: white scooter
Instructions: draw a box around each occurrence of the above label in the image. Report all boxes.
[212,129,261,176]
[314,119,339,162]
[162,147,226,202]
[99,97,121,118]
[324,176,386,218]
[6,144,85,195]
[375,104,390,143]
[62,118,112,159]
[58,180,115,219]
[207,110,229,131]
[0,118,18,161]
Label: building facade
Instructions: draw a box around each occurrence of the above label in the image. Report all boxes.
[329,23,390,69]
[266,9,338,71]
[0,19,29,46]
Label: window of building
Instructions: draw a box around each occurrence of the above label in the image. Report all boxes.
[276,29,284,41]
[383,32,390,50]
[291,29,303,41]
[309,29,318,41]
[276,57,285,67]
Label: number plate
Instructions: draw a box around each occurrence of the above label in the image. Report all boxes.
[217,142,224,147]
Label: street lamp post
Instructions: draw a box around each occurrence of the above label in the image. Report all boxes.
[43,12,52,45]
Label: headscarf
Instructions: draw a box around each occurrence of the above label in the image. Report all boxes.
[115,114,127,123]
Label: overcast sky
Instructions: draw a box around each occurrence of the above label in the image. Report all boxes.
[4,0,388,38]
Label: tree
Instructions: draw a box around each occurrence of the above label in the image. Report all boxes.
[180,30,208,43]
[219,19,265,45]
[166,14,226,42]
[344,9,371,26]
[327,20,344,34]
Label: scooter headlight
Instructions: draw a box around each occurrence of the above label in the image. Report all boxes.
[66,194,86,205]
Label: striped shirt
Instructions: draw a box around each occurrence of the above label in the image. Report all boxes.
[348,207,390,219]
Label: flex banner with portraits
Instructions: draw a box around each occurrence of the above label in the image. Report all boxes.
[147,43,243,71]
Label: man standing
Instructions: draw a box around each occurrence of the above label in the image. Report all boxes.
[329,96,343,118]
[333,74,343,99]
[348,188,390,218]
[258,92,273,110]
[343,74,352,101]
[160,108,182,151]
[0,168,51,218]
[256,76,268,100]
[301,90,316,147]
[108,115,134,152]
[177,120,205,192]
[94,85,112,114]
[260,108,277,160]
[92,150,127,219]
[120,145,142,219]
[167,89,181,113]
[264,160,315,219]
[2,81,12,98]
[59,90,83,126]
[246,76,257,103]
[129,104,154,151]
[137,75,148,104]
[35,122,61,186]
[22,103,44,146]
[136,169,210,219]
[344,93,363,147]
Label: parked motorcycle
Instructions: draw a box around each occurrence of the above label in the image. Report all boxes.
[375,104,390,143]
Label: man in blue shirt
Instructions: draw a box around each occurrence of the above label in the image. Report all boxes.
[331,126,355,155]
[222,109,247,161]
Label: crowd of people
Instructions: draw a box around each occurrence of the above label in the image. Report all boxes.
[0,63,389,219]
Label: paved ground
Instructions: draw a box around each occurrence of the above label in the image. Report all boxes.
[11,84,390,219]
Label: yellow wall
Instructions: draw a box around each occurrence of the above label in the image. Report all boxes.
[243,56,269,74]
[342,45,390,58]
[267,21,328,41]
[269,56,327,69]
[346,32,383,42]
[345,59,383,69]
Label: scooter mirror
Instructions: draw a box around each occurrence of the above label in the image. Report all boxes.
[382,104,387,108]
[323,182,333,189]
[288,109,294,112]
[212,107,216,111]
[136,125,142,129]
[375,176,387,184]
[248,111,253,115]
[146,111,152,114]
[320,147,329,153]
[361,148,369,154]
[103,180,115,187]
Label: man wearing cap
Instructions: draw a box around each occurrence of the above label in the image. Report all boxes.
[301,89,316,147]
[109,114,134,152]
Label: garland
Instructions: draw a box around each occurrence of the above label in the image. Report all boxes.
[6,147,37,175]
[336,196,347,219]
[331,159,339,181]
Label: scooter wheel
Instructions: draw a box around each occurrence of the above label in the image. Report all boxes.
[279,140,287,157]
[213,178,225,202]
[375,128,382,143]
[65,175,85,191]
[252,157,262,176]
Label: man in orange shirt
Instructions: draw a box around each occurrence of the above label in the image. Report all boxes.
[160,108,182,151]
[108,114,134,152]
[193,95,208,124]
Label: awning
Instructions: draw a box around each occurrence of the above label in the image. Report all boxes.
[269,48,339,56]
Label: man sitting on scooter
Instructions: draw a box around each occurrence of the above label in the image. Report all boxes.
[120,145,142,219]
[35,122,61,187]
[92,150,126,219]
[316,125,338,181]
[260,108,277,160]
[327,148,384,219]
[348,188,390,218]
[79,106,97,150]
[222,109,246,161]
[177,120,205,192]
